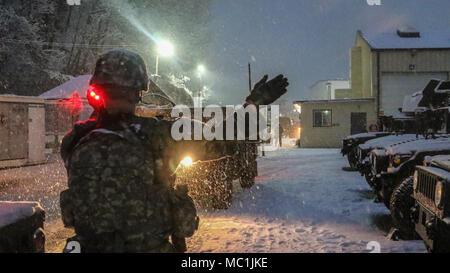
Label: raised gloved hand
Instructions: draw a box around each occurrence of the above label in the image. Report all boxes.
[246,74,289,106]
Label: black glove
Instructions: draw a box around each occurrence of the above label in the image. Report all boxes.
[246,74,289,106]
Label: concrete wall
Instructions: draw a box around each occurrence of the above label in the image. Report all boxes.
[298,99,377,148]
[336,33,373,99]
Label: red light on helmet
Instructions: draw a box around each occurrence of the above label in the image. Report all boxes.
[87,86,104,109]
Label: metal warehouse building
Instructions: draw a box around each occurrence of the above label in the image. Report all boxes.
[296,27,450,148]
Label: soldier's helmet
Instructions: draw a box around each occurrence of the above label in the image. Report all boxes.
[90,49,149,91]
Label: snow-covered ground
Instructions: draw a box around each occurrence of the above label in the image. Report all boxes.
[0,148,427,253]
[187,148,426,253]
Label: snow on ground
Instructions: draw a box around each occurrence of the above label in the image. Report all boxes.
[187,148,426,253]
[0,148,427,253]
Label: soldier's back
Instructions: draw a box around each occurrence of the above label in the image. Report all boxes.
[63,114,175,252]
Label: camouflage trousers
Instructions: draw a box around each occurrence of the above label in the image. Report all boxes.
[63,234,175,253]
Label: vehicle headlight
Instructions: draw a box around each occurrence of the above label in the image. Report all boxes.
[435,181,445,208]
[413,171,418,192]
[393,155,402,166]
[180,156,193,167]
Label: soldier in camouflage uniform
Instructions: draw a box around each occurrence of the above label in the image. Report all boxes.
[59,49,288,253]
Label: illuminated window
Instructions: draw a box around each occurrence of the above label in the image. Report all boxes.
[313,109,332,127]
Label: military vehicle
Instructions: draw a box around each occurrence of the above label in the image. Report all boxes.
[371,136,450,208]
[137,81,259,210]
[411,155,450,252]
[356,134,420,183]
[175,140,258,209]
[342,79,444,172]
[0,202,45,253]
[367,80,450,237]
[341,132,390,169]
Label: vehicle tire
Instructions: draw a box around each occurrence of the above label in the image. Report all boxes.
[389,176,418,239]
[347,149,358,169]
[211,179,233,210]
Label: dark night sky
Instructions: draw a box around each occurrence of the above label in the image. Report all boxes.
[204,0,450,105]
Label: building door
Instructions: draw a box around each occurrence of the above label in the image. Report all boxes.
[380,72,447,116]
[0,103,9,160]
[0,102,28,161]
[351,112,367,135]
[28,106,45,163]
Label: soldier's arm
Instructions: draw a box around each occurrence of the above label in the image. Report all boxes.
[157,74,289,167]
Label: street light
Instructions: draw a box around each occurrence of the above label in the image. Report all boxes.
[196,65,206,98]
[197,65,206,74]
[155,40,174,76]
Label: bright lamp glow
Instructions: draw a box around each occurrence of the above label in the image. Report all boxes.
[181,156,193,167]
[197,65,206,73]
[157,40,174,57]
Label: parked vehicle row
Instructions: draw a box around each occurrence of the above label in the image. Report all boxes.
[342,79,450,252]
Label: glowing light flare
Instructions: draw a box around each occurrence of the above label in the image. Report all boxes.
[157,40,174,57]
[197,65,206,74]
[88,86,103,103]
[180,156,193,167]
[59,92,83,115]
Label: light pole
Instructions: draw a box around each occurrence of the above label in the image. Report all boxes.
[196,65,206,98]
[155,40,174,76]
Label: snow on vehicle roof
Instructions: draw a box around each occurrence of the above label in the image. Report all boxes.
[39,75,91,99]
[0,201,44,228]
[359,134,421,150]
[343,132,388,140]
[359,29,450,50]
[386,135,450,155]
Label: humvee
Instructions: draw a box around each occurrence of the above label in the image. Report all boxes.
[343,79,445,174]
[411,155,450,252]
[374,80,450,236]
[341,132,390,169]
[356,134,420,182]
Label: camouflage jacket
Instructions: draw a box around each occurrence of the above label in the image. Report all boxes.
[60,112,200,252]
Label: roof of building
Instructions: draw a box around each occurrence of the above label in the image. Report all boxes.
[39,75,91,99]
[359,27,450,50]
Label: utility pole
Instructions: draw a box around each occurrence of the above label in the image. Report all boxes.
[249,62,265,157]
[248,63,252,94]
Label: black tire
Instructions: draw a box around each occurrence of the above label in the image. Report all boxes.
[347,149,358,169]
[211,179,233,210]
[389,176,418,239]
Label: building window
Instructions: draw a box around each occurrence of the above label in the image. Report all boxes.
[313,109,332,127]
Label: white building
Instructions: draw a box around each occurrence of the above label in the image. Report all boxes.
[309,79,350,100]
